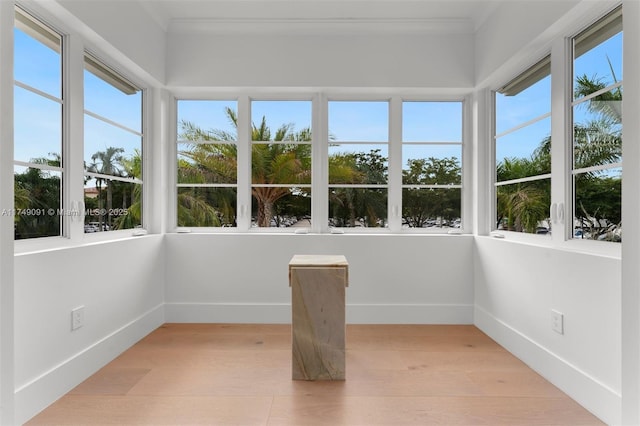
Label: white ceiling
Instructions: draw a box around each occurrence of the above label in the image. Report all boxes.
[138,0,501,34]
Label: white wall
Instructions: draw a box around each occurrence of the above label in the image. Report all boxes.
[167,32,474,88]
[46,0,166,85]
[474,237,621,425]
[14,236,165,425]
[474,0,579,85]
[164,234,474,324]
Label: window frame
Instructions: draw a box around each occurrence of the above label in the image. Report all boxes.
[493,54,552,237]
[13,3,150,254]
[13,6,64,242]
[488,3,623,258]
[569,5,622,245]
[172,91,468,235]
[83,51,145,236]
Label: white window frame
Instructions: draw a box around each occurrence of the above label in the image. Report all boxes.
[82,52,144,237]
[172,90,469,235]
[493,55,552,237]
[13,3,150,254]
[487,3,622,259]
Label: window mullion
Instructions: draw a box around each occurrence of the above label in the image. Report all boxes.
[312,93,327,233]
[64,32,85,241]
[236,95,251,231]
[388,96,402,232]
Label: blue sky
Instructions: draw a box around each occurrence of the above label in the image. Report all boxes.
[496,32,623,164]
[14,27,142,171]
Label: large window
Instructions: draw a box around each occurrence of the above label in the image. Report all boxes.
[571,6,622,242]
[84,54,143,233]
[175,96,465,232]
[251,100,312,228]
[402,101,462,229]
[13,8,63,239]
[494,57,552,235]
[177,100,238,227]
[328,101,388,228]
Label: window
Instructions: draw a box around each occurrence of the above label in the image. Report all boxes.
[175,95,466,233]
[328,101,389,228]
[571,6,622,242]
[177,100,238,227]
[251,100,311,228]
[402,101,462,229]
[494,56,552,235]
[13,8,63,239]
[84,54,143,233]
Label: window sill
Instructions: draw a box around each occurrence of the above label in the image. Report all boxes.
[14,229,154,256]
[481,231,621,259]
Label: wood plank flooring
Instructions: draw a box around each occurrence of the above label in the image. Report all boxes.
[26,324,604,425]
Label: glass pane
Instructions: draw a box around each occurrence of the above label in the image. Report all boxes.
[84,180,142,232]
[177,187,237,227]
[496,117,551,181]
[403,101,462,142]
[402,145,461,185]
[574,169,621,242]
[14,27,61,98]
[14,86,61,163]
[402,188,461,229]
[84,68,141,130]
[14,165,61,239]
[573,89,622,170]
[496,178,551,234]
[574,32,622,100]
[251,187,310,228]
[85,115,142,177]
[178,100,238,141]
[252,143,311,185]
[496,74,551,135]
[328,145,388,184]
[251,101,312,141]
[328,188,387,228]
[178,143,237,184]
[328,101,389,142]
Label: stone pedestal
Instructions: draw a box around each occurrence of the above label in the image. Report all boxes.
[289,255,349,380]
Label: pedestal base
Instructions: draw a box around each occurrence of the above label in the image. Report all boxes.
[289,255,348,381]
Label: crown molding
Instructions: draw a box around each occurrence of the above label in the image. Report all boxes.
[168,17,475,35]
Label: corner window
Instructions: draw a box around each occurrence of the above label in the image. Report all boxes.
[571,6,622,242]
[494,56,552,235]
[83,54,143,233]
[13,8,63,239]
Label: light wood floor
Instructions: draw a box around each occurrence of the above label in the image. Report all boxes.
[27,324,604,425]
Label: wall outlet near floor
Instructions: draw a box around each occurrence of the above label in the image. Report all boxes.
[551,309,564,335]
[71,306,85,331]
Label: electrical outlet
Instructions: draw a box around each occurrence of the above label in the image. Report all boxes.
[551,309,564,335]
[71,306,84,331]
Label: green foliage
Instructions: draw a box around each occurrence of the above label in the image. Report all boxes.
[179,108,313,227]
[402,157,461,228]
[14,163,61,239]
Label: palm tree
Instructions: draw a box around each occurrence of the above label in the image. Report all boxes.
[179,107,312,227]
[572,67,622,240]
[90,147,124,229]
[113,149,142,230]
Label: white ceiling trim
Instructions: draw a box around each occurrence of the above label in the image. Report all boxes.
[168,17,475,35]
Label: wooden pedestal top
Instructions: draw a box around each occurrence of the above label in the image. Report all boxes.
[289,255,348,268]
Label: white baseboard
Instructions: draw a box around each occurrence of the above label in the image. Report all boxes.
[15,304,165,425]
[164,302,474,324]
[474,305,621,425]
